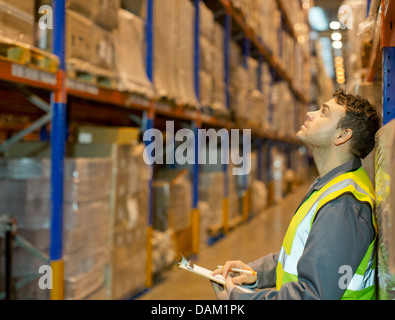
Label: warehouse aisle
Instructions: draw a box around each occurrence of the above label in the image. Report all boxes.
[137,182,312,300]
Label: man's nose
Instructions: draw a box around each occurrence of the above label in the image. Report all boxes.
[306,112,313,121]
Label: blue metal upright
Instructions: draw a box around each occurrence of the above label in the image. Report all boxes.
[144,0,155,288]
[146,0,154,83]
[383,47,395,125]
[243,37,251,69]
[194,0,201,102]
[241,36,250,221]
[50,0,67,300]
[192,0,201,255]
[222,11,232,234]
[224,12,231,111]
[257,54,264,183]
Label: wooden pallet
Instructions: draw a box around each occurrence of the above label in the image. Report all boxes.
[0,36,59,73]
[67,68,116,89]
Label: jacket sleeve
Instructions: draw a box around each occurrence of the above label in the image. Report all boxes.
[246,252,279,289]
[230,195,375,300]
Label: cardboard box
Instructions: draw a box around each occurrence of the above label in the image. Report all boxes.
[92,23,115,71]
[0,0,34,45]
[66,9,94,62]
[67,0,120,30]
[76,126,139,145]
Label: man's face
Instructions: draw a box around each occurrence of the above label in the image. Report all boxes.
[296,98,346,148]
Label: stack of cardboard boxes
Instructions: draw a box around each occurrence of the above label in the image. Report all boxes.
[0,125,150,300]
[199,1,228,115]
[153,0,198,108]
[66,0,120,84]
[0,153,113,300]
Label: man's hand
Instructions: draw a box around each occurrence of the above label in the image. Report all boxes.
[211,260,257,286]
[211,277,235,300]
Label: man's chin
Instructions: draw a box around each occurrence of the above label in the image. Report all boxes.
[296,131,303,140]
[296,131,307,144]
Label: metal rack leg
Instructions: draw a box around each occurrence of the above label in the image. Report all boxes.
[383,47,395,125]
[5,219,17,300]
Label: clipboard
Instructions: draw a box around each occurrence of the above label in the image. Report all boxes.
[178,262,255,294]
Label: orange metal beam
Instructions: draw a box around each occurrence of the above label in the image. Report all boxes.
[0,59,57,91]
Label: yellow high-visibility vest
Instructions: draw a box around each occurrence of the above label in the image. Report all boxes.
[276,167,377,300]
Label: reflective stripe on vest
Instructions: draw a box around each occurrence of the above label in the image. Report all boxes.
[276,167,376,299]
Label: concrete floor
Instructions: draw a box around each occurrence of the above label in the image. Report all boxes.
[137,182,312,300]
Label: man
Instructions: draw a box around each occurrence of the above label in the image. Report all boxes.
[211,89,382,300]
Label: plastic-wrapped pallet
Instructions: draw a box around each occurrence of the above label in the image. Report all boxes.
[111,144,150,300]
[0,0,34,46]
[375,120,395,300]
[229,64,249,120]
[66,10,94,64]
[199,1,214,42]
[153,0,178,101]
[175,0,199,108]
[199,70,213,108]
[211,22,227,114]
[199,171,225,229]
[251,180,268,217]
[67,139,149,300]
[91,23,116,72]
[113,9,154,98]
[153,0,198,108]
[0,157,113,300]
[259,61,272,131]
[151,229,177,274]
[255,0,281,58]
[153,169,192,233]
[199,37,214,107]
[227,156,241,224]
[198,200,210,249]
[198,1,215,109]
[66,9,116,80]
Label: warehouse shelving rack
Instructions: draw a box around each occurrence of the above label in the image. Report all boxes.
[0,0,310,299]
[365,0,394,124]
[362,0,395,300]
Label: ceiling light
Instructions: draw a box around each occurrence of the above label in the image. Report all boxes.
[334,56,344,63]
[309,7,329,31]
[331,32,342,41]
[330,21,341,30]
[332,41,343,49]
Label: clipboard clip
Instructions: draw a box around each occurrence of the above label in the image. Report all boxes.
[178,252,194,270]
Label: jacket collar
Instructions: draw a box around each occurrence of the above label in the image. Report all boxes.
[311,158,362,192]
[299,158,362,207]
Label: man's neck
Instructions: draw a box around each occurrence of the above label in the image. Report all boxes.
[311,148,354,178]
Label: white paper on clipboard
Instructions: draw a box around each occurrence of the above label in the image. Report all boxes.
[178,263,255,293]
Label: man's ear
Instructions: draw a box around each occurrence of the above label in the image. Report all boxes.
[335,129,352,146]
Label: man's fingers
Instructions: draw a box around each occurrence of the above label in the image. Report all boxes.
[229,275,245,285]
[225,277,236,289]
[210,268,223,276]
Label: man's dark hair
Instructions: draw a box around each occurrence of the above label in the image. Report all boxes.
[333,89,382,159]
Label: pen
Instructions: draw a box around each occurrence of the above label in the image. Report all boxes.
[217,266,257,275]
